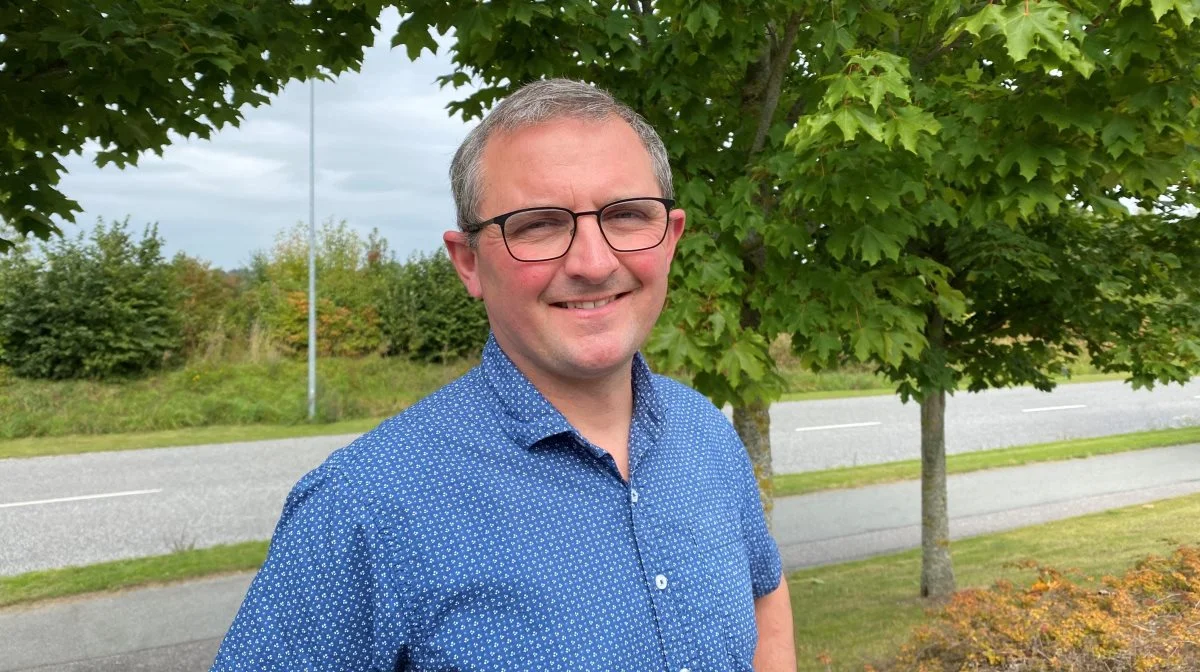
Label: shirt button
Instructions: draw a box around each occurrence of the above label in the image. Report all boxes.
[681,668,691,672]
[630,488,639,503]
[655,574,668,590]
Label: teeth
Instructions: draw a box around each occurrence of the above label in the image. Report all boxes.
[563,296,616,310]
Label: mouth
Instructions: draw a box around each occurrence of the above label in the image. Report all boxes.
[552,292,630,310]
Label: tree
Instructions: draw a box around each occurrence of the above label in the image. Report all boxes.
[0,218,181,379]
[170,252,246,359]
[778,0,1200,597]
[379,249,489,362]
[251,219,388,357]
[0,0,384,252]
[394,0,1200,599]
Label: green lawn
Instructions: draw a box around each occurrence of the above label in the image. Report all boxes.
[774,425,1200,497]
[791,492,1200,671]
[0,418,384,460]
[0,356,472,440]
[0,541,269,609]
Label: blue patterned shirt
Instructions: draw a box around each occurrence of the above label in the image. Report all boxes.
[212,336,782,671]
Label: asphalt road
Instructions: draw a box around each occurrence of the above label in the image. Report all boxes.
[768,378,1200,472]
[3,443,1199,672]
[2,379,1198,577]
[773,442,1200,568]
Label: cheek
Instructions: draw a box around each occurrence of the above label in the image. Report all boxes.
[625,253,672,289]
[480,261,557,304]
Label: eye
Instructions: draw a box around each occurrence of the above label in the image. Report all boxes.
[505,211,573,238]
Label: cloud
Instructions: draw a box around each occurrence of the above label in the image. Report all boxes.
[55,7,475,269]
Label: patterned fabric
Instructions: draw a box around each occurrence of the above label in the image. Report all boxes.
[211,336,782,672]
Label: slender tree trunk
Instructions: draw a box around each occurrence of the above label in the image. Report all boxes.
[733,399,774,524]
[919,311,956,599]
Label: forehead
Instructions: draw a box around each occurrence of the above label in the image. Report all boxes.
[477,115,658,214]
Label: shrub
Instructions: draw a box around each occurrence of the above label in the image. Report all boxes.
[169,252,251,360]
[877,546,1200,671]
[252,219,386,357]
[0,219,180,379]
[378,248,489,361]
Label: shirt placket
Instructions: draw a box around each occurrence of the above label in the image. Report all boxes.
[626,425,702,672]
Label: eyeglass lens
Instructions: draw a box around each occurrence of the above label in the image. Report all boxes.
[503,199,668,262]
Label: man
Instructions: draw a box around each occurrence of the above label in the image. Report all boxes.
[212,79,794,671]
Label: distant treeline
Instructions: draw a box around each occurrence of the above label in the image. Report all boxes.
[0,218,488,380]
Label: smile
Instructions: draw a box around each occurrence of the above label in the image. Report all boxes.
[553,293,627,310]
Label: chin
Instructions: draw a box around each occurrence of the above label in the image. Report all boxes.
[559,338,641,377]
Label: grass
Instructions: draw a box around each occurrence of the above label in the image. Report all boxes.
[791,491,1200,671]
[0,418,386,460]
[0,355,472,440]
[776,369,1127,402]
[774,425,1200,497]
[0,541,269,609]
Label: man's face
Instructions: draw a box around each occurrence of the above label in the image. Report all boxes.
[444,116,685,389]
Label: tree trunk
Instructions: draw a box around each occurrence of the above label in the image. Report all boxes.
[733,399,774,524]
[919,312,956,599]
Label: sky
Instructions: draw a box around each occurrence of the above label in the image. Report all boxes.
[56,9,475,270]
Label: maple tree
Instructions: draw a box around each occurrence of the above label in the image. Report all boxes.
[0,0,386,252]
[396,0,1200,598]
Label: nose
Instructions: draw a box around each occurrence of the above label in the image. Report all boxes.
[561,214,619,282]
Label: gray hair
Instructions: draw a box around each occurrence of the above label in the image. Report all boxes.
[449,79,673,243]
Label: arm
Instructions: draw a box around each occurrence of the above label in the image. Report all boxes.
[753,578,796,671]
[211,463,406,672]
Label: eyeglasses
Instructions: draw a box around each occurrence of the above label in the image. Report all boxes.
[471,197,675,262]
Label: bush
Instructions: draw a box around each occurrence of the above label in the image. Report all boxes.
[0,219,180,379]
[877,546,1200,671]
[378,248,488,361]
[169,253,251,360]
[252,219,387,357]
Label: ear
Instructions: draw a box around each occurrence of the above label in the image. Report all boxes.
[662,208,686,259]
[443,231,484,298]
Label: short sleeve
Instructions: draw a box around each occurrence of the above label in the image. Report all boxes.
[210,463,407,671]
[728,426,784,599]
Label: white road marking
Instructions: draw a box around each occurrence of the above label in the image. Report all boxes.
[795,421,882,432]
[0,489,163,510]
[1022,404,1087,413]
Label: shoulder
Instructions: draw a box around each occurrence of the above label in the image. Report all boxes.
[314,366,495,506]
[650,373,736,432]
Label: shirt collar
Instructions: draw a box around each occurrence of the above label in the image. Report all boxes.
[480,334,666,449]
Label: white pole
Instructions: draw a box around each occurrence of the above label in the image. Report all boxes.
[307,78,317,421]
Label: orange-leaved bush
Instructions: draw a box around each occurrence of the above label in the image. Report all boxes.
[877,546,1200,671]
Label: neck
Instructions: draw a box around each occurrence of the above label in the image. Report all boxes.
[527,363,634,433]
[518,358,636,479]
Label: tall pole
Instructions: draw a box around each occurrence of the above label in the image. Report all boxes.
[307,78,317,421]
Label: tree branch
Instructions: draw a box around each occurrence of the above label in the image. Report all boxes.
[749,12,803,157]
[916,31,967,69]
[783,94,806,128]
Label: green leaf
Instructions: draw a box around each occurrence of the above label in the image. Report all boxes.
[513,4,535,26]
[999,2,1071,62]
[831,107,861,141]
[1149,0,1175,20]
[852,109,886,143]
[679,178,710,208]
[392,18,439,60]
[855,225,902,264]
[889,107,941,153]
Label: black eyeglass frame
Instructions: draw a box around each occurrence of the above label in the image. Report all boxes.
[470,196,677,262]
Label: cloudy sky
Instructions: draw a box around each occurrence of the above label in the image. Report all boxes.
[57,9,474,269]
